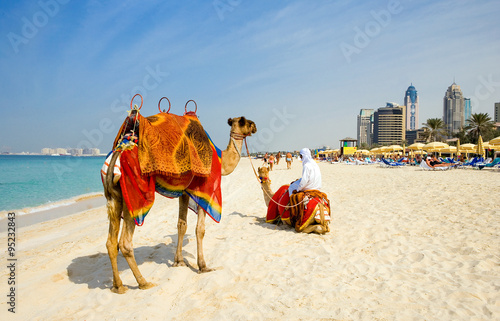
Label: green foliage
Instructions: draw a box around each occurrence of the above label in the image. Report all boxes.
[465,112,496,141]
[421,118,447,142]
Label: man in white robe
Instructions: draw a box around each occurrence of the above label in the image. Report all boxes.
[289,148,322,196]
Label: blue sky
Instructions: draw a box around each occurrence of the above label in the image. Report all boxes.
[1,0,499,153]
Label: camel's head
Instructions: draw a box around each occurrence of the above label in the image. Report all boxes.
[227,117,257,137]
[257,166,270,183]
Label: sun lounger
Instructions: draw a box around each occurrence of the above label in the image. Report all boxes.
[420,160,451,171]
[381,158,405,168]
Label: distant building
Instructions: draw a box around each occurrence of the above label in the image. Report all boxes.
[357,109,374,147]
[443,82,465,136]
[373,103,406,145]
[404,84,419,131]
[55,148,68,155]
[82,148,100,155]
[68,148,83,156]
[464,98,471,122]
[495,102,500,123]
[41,148,52,155]
[405,129,426,145]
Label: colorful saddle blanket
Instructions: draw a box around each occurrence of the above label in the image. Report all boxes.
[114,112,213,177]
[106,113,222,226]
[266,186,330,232]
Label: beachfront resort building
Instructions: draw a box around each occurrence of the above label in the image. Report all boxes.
[357,109,374,146]
[373,103,406,145]
[443,82,465,135]
[404,84,419,131]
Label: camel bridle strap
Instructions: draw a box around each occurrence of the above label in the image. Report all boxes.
[230,131,252,158]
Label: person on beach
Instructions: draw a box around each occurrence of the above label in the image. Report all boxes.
[289,148,322,196]
[268,154,275,171]
[286,151,293,169]
[263,152,269,164]
[276,152,281,165]
[426,155,453,168]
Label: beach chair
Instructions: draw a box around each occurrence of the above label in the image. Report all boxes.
[480,157,500,169]
[420,160,450,171]
[381,158,404,168]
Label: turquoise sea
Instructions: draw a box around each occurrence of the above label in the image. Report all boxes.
[0,155,106,212]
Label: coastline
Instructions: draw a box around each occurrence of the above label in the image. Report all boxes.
[0,193,106,232]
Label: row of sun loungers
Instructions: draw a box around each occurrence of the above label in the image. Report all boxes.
[331,156,500,171]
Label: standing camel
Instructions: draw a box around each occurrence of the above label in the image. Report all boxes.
[103,115,256,293]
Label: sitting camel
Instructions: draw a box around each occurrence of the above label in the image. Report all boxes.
[103,114,256,293]
[257,166,330,234]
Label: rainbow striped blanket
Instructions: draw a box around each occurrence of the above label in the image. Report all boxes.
[112,113,222,226]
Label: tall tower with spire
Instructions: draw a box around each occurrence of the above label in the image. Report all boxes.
[443,82,465,135]
[404,84,419,130]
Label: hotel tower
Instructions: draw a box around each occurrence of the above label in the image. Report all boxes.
[404,84,419,131]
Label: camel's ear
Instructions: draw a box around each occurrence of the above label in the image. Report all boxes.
[238,116,246,126]
[227,118,233,126]
[258,167,261,171]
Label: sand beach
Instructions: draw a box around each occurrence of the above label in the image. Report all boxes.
[1,158,499,320]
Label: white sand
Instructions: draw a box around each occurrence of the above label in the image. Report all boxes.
[1,159,499,320]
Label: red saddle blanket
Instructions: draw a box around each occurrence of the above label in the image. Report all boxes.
[266,186,331,232]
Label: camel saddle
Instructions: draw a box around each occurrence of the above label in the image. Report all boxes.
[114,112,213,177]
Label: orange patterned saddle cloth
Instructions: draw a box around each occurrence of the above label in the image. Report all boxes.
[114,112,213,177]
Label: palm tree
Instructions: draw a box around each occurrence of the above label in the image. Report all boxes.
[465,113,495,141]
[422,118,447,142]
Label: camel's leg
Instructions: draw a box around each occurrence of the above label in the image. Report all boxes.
[302,224,328,234]
[174,193,189,267]
[195,207,213,273]
[118,207,155,290]
[105,198,126,294]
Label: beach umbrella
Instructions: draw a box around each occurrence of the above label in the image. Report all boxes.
[477,135,485,157]
[460,143,476,158]
[440,146,457,156]
[388,145,403,151]
[490,136,500,145]
[423,142,449,156]
[408,143,425,150]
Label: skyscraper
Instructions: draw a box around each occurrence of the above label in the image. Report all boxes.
[373,103,405,145]
[443,82,465,135]
[404,84,419,130]
[494,102,500,123]
[357,109,374,146]
[464,98,471,122]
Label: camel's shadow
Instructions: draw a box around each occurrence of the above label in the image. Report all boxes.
[228,211,291,232]
[67,236,196,290]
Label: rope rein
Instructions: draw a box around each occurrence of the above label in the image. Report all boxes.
[243,139,309,210]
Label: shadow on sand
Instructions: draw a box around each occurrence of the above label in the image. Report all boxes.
[67,236,197,290]
[227,211,291,232]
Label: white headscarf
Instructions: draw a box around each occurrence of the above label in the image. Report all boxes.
[289,148,322,195]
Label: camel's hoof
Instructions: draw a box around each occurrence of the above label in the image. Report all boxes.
[139,282,156,290]
[173,260,187,267]
[198,267,214,274]
[111,285,128,294]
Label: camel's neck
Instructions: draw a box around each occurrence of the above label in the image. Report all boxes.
[221,137,243,176]
[260,180,274,207]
